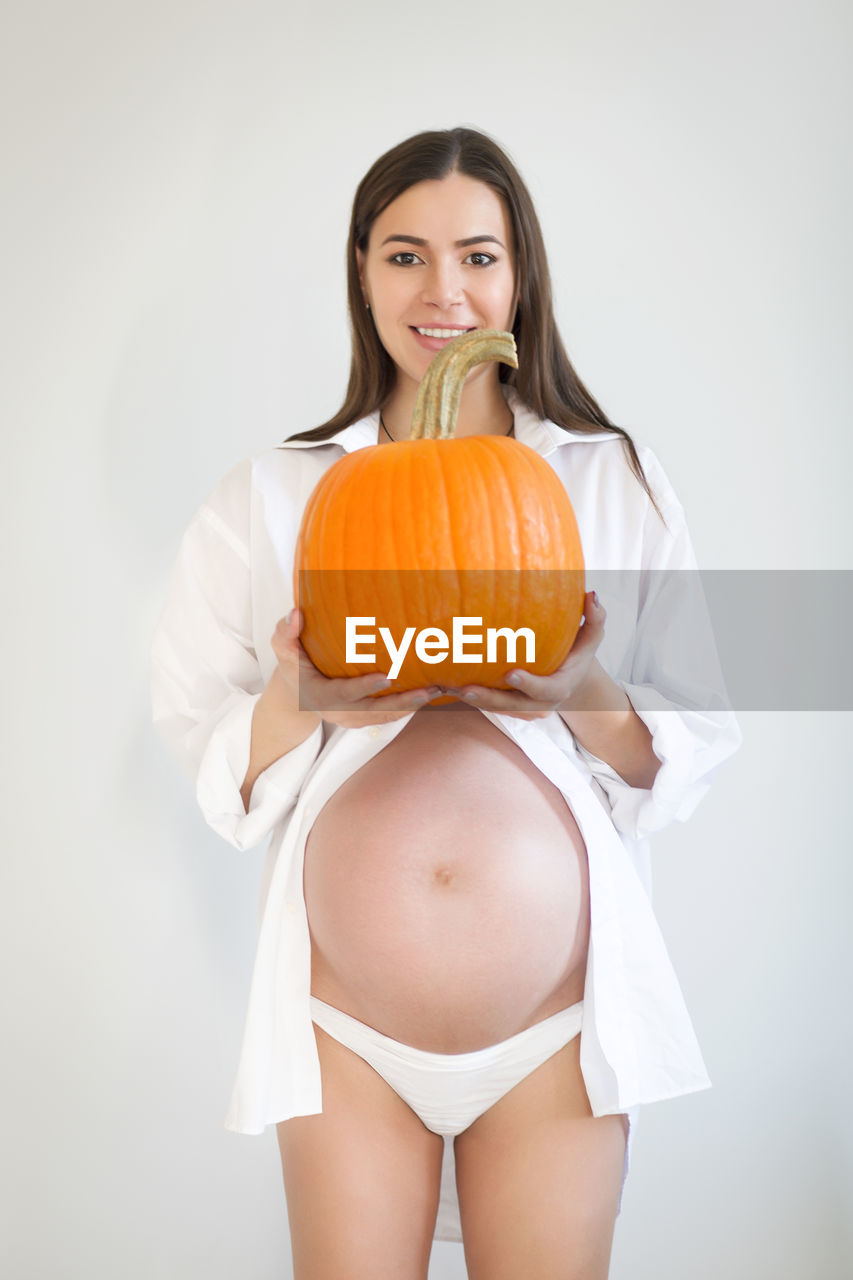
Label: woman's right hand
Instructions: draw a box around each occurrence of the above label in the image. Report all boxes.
[271,610,442,730]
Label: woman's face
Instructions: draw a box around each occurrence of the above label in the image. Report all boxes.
[357,172,518,397]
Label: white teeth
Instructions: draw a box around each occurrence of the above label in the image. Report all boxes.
[415,327,472,338]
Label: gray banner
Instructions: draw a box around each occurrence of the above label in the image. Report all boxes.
[294,570,853,711]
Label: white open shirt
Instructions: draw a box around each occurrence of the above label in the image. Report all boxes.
[151,386,740,1238]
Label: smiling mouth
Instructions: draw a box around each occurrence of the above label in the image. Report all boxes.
[413,326,475,338]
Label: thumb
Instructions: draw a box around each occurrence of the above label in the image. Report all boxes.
[574,591,605,650]
[273,609,303,657]
[584,590,605,625]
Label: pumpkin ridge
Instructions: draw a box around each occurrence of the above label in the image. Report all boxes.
[434,438,463,583]
[308,472,341,667]
[316,453,367,667]
[389,448,414,631]
[509,437,585,661]
[473,440,515,651]
[400,449,419,634]
[469,438,497,571]
[412,443,436,571]
[500,439,535,571]
[490,442,546,659]
[484,438,523,621]
[502,442,548,568]
[486,438,519,569]
[339,462,362,665]
[412,450,438,629]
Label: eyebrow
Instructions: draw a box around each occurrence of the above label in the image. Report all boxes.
[379,233,506,249]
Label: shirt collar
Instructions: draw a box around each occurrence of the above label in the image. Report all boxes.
[502,386,616,455]
[277,385,617,457]
[277,413,381,455]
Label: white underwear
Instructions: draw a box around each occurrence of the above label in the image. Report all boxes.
[309,996,585,1137]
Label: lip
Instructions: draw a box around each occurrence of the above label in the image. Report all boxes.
[410,325,476,352]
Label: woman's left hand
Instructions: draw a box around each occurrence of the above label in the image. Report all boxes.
[446,590,606,721]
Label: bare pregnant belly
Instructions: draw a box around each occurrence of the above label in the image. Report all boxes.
[304,705,590,1052]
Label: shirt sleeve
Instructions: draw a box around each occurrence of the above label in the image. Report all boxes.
[573,449,741,839]
[150,459,322,851]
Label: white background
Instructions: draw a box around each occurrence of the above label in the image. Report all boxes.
[2,1,851,1276]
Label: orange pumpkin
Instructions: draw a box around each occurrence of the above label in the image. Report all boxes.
[293,330,585,694]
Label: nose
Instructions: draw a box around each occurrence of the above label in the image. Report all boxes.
[421,258,463,309]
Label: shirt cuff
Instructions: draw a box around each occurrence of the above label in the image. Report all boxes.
[195,693,323,850]
[574,683,740,840]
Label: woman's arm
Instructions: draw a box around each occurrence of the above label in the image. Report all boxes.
[239,667,321,811]
[239,610,444,810]
[457,592,659,787]
[557,658,661,790]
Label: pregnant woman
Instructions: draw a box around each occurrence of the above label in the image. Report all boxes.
[151,127,740,1278]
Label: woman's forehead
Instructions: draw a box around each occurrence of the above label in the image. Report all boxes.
[369,174,513,249]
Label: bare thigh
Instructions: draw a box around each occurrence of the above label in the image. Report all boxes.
[454,1034,628,1280]
[276,1023,444,1280]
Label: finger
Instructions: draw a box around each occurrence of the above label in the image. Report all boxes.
[316,670,395,703]
[343,682,444,714]
[501,667,564,700]
[271,610,304,660]
[454,684,555,719]
[325,685,443,727]
[301,667,444,711]
[376,685,444,712]
[562,591,605,657]
[581,590,606,630]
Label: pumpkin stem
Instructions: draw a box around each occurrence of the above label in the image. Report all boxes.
[409,330,518,440]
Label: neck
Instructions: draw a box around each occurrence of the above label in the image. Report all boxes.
[381,372,512,441]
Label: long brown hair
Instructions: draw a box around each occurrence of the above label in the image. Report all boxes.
[287,127,660,512]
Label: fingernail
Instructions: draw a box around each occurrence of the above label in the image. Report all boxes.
[463,691,478,701]
[506,671,521,686]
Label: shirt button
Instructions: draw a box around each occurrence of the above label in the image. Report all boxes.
[368,726,383,739]
[286,900,299,915]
